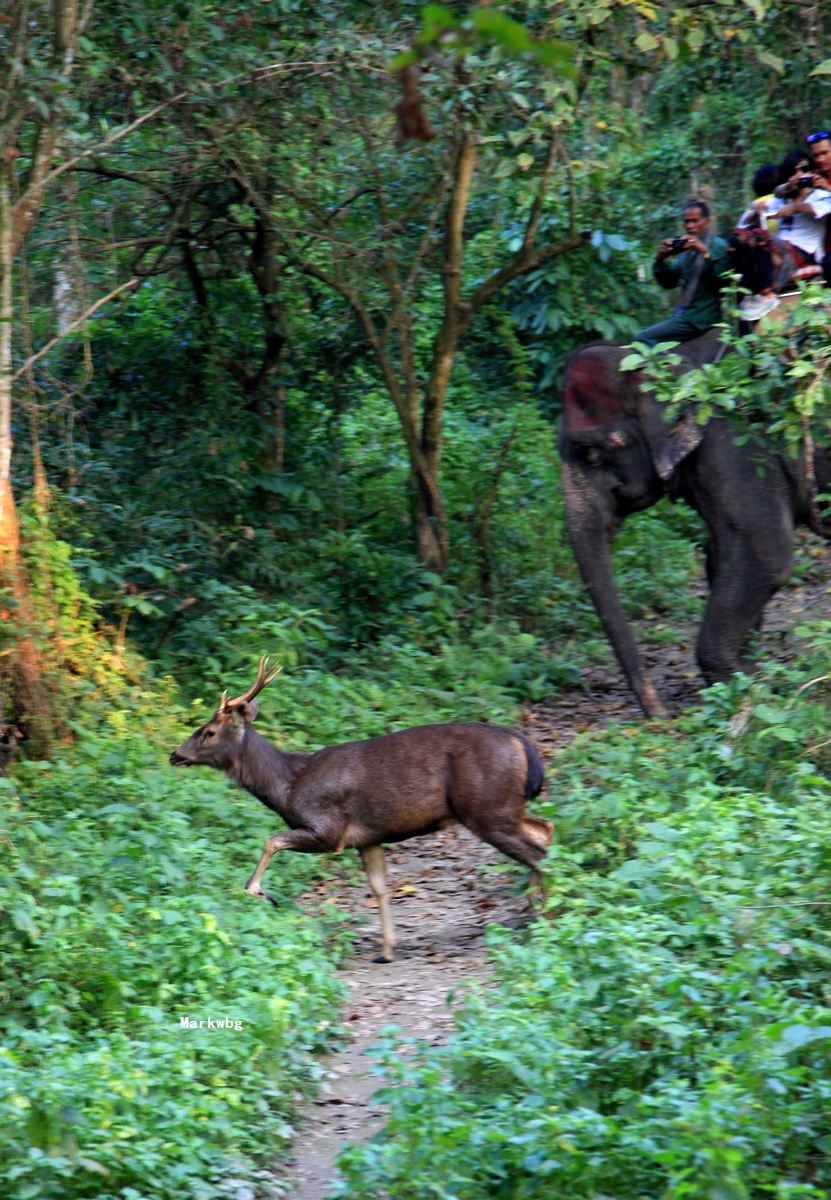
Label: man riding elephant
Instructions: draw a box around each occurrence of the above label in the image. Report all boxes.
[636,201,731,348]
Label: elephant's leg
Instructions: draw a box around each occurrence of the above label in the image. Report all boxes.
[696,537,790,684]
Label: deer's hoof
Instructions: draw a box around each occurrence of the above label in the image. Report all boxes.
[372,953,394,964]
[246,886,278,907]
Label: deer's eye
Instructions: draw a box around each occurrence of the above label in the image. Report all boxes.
[204,729,216,739]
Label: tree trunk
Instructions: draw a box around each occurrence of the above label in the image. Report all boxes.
[412,465,448,571]
[405,130,478,572]
[0,157,52,748]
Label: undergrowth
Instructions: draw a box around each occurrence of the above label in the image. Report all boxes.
[335,625,831,1200]
[0,686,348,1200]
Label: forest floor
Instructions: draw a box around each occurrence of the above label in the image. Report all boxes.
[286,566,830,1200]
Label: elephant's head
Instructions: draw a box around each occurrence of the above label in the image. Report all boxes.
[556,338,708,717]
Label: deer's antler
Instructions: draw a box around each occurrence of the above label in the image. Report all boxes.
[219,657,281,711]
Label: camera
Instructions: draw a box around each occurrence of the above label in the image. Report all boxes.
[796,174,815,189]
[669,236,688,253]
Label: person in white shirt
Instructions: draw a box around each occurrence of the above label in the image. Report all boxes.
[803,131,831,283]
[770,151,831,261]
[734,150,831,318]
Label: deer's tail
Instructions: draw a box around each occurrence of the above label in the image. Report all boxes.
[516,732,545,801]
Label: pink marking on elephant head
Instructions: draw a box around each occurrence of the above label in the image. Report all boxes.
[562,345,641,433]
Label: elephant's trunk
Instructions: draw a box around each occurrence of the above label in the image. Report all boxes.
[561,462,665,719]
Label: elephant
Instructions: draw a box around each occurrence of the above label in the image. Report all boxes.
[557,329,830,718]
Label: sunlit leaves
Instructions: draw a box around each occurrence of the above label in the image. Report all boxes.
[635,30,660,53]
[389,3,574,76]
[756,48,785,73]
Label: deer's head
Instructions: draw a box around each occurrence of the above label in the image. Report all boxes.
[170,658,280,770]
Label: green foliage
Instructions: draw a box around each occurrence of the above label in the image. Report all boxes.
[621,282,831,466]
[4,500,146,720]
[334,636,831,1199]
[0,694,348,1199]
[390,4,574,74]
[23,274,705,688]
[611,500,703,623]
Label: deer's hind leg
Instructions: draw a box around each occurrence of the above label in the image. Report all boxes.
[480,826,547,871]
[521,815,553,894]
[360,844,396,964]
[522,815,553,850]
[466,809,553,898]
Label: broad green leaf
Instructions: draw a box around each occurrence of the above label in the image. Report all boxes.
[422,3,459,34]
[635,31,660,52]
[470,10,534,53]
[754,703,788,724]
[756,49,784,73]
[779,1025,831,1050]
[493,158,517,179]
[757,726,800,743]
[612,858,655,881]
[12,908,41,938]
[77,1158,111,1177]
[641,821,683,842]
[388,49,420,72]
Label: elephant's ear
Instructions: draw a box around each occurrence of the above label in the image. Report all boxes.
[644,408,705,481]
[643,329,725,478]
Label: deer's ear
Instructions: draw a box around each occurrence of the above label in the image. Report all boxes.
[228,699,259,729]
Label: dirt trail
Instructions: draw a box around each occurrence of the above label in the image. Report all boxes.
[288,826,532,1199]
[286,571,830,1200]
[523,575,830,754]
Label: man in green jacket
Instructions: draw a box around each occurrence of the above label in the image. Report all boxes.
[636,201,730,347]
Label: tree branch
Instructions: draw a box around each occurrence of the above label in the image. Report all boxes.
[13,92,189,253]
[465,230,588,325]
[72,161,171,192]
[522,129,559,251]
[0,0,31,129]
[443,129,477,319]
[10,278,138,383]
[298,259,434,485]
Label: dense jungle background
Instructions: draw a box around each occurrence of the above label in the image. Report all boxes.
[3,2,831,1198]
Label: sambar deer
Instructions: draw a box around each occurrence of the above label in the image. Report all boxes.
[170,658,552,962]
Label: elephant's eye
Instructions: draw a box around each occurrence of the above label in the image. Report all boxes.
[583,446,603,466]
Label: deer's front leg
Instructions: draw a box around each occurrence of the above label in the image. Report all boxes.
[245,833,291,906]
[360,844,396,964]
[244,823,346,906]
